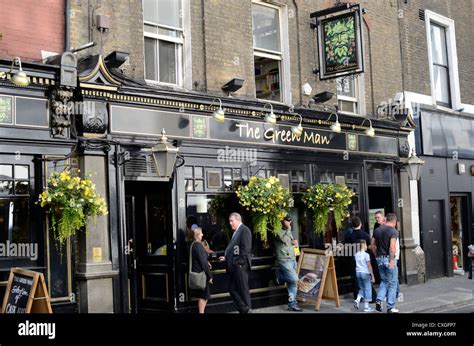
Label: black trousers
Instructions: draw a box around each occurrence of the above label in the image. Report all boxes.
[228,262,251,313]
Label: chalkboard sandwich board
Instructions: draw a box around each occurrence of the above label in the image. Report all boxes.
[296,248,340,311]
[1,268,52,313]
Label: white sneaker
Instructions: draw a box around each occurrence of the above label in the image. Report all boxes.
[363,307,374,312]
[387,308,399,313]
[353,300,359,310]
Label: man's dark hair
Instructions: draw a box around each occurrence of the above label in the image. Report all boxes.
[351,216,362,228]
[375,210,384,216]
[386,213,397,223]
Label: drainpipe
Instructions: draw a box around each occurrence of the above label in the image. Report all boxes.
[65,0,71,51]
[292,0,303,106]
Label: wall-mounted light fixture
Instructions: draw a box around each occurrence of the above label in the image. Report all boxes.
[291,113,303,138]
[263,102,277,126]
[327,112,341,133]
[222,78,244,96]
[361,118,375,137]
[211,98,225,122]
[0,57,29,87]
[312,91,334,103]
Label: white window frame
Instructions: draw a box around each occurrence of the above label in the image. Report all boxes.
[143,0,192,89]
[336,76,366,116]
[425,10,461,111]
[252,1,291,105]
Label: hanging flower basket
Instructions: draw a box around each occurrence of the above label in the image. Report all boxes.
[38,170,108,246]
[236,176,291,242]
[302,183,354,235]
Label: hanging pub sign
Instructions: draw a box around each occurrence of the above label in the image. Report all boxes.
[312,3,365,80]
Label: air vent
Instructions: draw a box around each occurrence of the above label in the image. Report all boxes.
[124,156,157,177]
[419,9,425,21]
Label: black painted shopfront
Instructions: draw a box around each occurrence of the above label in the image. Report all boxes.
[0,60,77,313]
[89,59,412,312]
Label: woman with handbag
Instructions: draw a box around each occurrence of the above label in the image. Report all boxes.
[189,227,213,313]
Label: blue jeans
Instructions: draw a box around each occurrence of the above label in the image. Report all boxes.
[376,256,398,310]
[277,259,298,307]
[356,272,372,302]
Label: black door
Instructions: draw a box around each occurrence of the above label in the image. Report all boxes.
[125,181,174,312]
[425,200,446,278]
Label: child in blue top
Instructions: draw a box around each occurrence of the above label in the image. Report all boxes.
[354,239,375,312]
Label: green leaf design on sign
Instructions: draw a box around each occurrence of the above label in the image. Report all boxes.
[0,96,13,123]
[192,116,208,139]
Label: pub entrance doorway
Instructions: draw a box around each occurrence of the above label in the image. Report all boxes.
[125,181,174,312]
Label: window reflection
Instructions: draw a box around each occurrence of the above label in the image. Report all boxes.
[0,198,30,245]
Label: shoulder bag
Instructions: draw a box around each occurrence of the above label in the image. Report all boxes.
[189,241,207,290]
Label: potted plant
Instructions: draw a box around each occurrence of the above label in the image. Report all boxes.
[236,176,291,242]
[38,170,108,246]
[302,183,354,235]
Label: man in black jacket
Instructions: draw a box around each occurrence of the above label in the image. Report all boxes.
[219,212,252,313]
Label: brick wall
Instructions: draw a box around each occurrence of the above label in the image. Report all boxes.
[68,0,473,110]
[69,0,144,80]
[398,0,474,105]
[0,0,65,62]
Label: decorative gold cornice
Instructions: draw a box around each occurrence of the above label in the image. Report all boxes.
[79,87,411,137]
[78,55,121,86]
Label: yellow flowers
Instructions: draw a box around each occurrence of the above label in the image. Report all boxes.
[236,176,291,242]
[302,183,354,235]
[37,170,108,246]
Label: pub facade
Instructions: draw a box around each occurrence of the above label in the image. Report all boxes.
[0,0,443,313]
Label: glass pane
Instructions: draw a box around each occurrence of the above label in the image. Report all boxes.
[144,0,182,28]
[158,0,182,28]
[0,165,12,179]
[15,165,29,179]
[339,99,357,113]
[0,199,30,244]
[233,169,241,181]
[185,179,193,192]
[255,57,281,101]
[194,167,203,179]
[430,23,448,65]
[194,180,203,192]
[144,38,158,80]
[223,169,232,182]
[15,181,29,195]
[158,28,180,38]
[433,65,451,105]
[0,181,13,195]
[224,181,232,191]
[252,4,280,52]
[143,0,159,23]
[337,77,356,98]
[144,24,158,34]
[146,195,167,256]
[158,40,177,84]
[12,199,30,244]
[184,166,193,178]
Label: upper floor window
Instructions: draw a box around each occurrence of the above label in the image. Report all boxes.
[336,76,365,115]
[252,2,290,103]
[425,11,461,110]
[429,23,450,107]
[143,0,184,86]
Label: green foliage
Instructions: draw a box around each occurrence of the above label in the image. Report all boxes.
[38,170,108,246]
[236,176,291,242]
[324,16,356,65]
[302,183,354,235]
